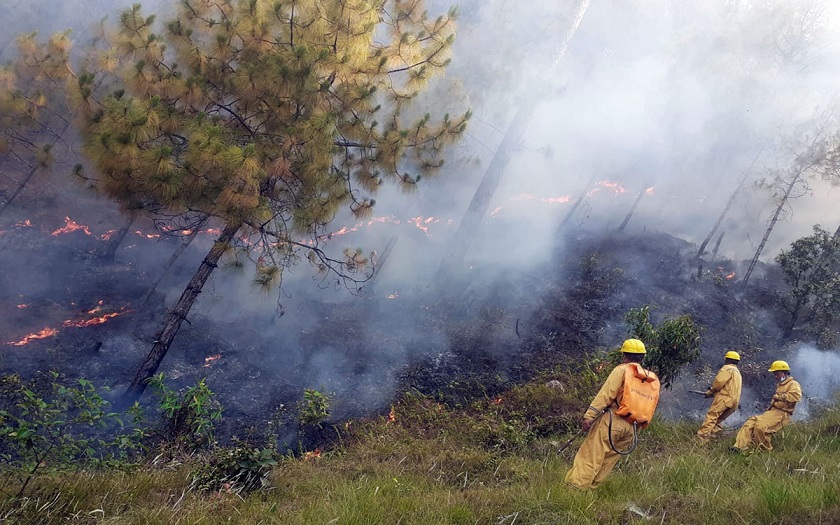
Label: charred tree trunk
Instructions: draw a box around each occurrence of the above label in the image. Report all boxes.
[364,235,397,297]
[139,226,203,310]
[617,185,648,233]
[98,213,136,263]
[740,170,803,290]
[122,222,240,404]
[697,185,740,257]
[710,230,726,260]
[558,173,599,231]
[433,99,538,286]
[696,151,762,258]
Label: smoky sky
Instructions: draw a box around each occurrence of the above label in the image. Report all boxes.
[5,0,840,415]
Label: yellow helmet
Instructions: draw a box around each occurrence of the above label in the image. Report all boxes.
[768,360,790,373]
[724,351,741,361]
[621,338,646,354]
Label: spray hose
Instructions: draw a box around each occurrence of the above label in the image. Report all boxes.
[606,409,639,455]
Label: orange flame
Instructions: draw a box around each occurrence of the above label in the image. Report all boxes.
[203,354,222,367]
[387,292,399,299]
[63,307,131,328]
[15,220,32,227]
[303,448,322,461]
[133,230,160,239]
[490,206,503,217]
[7,327,60,346]
[386,406,396,423]
[645,186,656,195]
[725,272,736,280]
[51,216,91,236]
[17,304,29,309]
[6,303,132,345]
[493,396,503,405]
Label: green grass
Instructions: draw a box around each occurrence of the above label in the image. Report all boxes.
[2,380,840,524]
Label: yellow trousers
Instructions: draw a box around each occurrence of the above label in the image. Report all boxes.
[734,409,790,451]
[696,398,737,442]
[565,412,635,489]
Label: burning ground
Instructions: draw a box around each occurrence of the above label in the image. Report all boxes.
[1,187,831,452]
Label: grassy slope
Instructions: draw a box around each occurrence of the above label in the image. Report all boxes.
[2,373,839,525]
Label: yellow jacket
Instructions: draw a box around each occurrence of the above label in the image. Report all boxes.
[584,363,628,422]
[705,364,742,408]
[769,376,802,414]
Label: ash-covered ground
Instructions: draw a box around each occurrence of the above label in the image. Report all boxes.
[3,181,836,452]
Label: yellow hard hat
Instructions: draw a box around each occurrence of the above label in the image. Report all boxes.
[768,360,790,372]
[621,338,646,354]
[724,351,741,361]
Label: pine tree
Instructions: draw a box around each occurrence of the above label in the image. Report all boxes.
[7,0,470,403]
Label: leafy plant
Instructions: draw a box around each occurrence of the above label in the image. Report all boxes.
[0,372,145,499]
[189,444,278,493]
[147,374,222,449]
[776,225,840,342]
[625,306,702,389]
[297,388,331,427]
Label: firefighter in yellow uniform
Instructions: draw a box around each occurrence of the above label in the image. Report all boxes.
[564,338,646,490]
[696,350,742,443]
[732,360,802,453]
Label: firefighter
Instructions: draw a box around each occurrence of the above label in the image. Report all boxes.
[731,360,802,453]
[696,350,742,443]
[564,338,648,490]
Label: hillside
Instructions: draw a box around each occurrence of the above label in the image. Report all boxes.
[2,369,839,525]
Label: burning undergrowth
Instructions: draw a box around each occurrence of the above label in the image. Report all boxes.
[0,199,829,454]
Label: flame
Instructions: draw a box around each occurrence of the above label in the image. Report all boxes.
[51,216,91,236]
[203,354,222,367]
[303,448,322,461]
[387,292,399,299]
[587,180,628,197]
[490,206,503,217]
[541,196,572,204]
[17,304,29,309]
[61,301,132,328]
[15,220,32,227]
[6,327,59,346]
[493,396,503,405]
[134,230,160,239]
[6,303,132,345]
[386,406,396,423]
[645,186,656,195]
[725,271,736,280]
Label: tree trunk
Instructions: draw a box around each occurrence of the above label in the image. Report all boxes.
[364,235,398,297]
[432,0,591,288]
[740,170,802,290]
[617,184,648,233]
[710,230,726,260]
[99,213,136,262]
[139,226,203,310]
[432,98,538,287]
[558,173,599,231]
[122,222,240,404]
[696,151,763,258]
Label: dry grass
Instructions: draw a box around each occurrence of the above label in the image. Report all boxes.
[2,380,840,524]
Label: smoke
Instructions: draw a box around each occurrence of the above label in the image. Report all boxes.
[5,0,840,435]
[790,344,840,418]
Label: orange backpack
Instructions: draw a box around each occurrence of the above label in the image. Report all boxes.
[615,362,660,429]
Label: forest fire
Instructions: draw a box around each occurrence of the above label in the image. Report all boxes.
[303,448,322,461]
[493,396,503,405]
[587,180,628,197]
[386,406,396,423]
[50,216,91,236]
[203,354,222,367]
[5,304,132,346]
[6,327,59,346]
